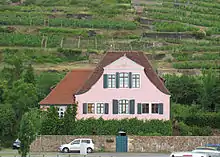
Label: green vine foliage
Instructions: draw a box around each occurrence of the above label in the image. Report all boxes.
[41,116,172,136]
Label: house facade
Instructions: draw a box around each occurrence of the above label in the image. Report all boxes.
[40,51,170,120]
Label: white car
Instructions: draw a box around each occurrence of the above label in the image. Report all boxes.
[59,138,94,153]
[170,146,220,157]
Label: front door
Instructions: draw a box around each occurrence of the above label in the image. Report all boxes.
[69,140,81,151]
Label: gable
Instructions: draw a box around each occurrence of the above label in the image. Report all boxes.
[76,51,170,95]
[104,55,144,70]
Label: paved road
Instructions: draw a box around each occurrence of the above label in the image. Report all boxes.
[0,150,170,157]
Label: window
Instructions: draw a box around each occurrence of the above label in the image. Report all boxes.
[132,74,140,88]
[119,100,129,114]
[152,103,159,113]
[87,103,95,114]
[71,140,80,145]
[142,103,149,113]
[152,103,164,114]
[119,73,129,88]
[96,103,104,114]
[82,140,91,144]
[108,74,116,88]
[57,106,66,118]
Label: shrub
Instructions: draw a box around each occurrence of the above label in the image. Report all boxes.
[0,33,61,47]
[153,22,199,32]
[184,112,220,129]
[178,122,212,136]
[41,118,172,136]
[57,48,88,61]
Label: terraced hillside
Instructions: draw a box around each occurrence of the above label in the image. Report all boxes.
[0,0,219,75]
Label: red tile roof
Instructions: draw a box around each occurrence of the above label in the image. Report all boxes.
[39,69,93,105]
[76,51,170,95]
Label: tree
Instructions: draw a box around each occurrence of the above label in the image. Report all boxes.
[1,51,27,86]
[18,109,42,157]
[0,80,8,104]
[198,69,220,111]
[63,105,77,135]
[165,74,200,105]
[5,79,38,120]
[23,64,35,85]
[41,106,61,135]
[36,72,64,101]
[0,104,16,147]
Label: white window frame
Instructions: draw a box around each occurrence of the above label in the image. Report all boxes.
[57,106,66,118]
[107,74,116,88]
[118,99,129,114]
[96,103,105,114]
[119,72,129,88]
[132,74,140,88]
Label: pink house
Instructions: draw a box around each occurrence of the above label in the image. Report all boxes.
[40,51,170,120]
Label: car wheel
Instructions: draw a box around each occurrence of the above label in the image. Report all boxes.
[87,147,93,153]
[62,147,69,153]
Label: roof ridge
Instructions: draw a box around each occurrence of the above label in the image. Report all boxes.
[71,68,94,72]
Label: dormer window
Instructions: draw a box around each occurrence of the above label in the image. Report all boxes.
[103,72,140,88]
[108,74,116,88]
[132,74,140,88]
[119,72,129,88]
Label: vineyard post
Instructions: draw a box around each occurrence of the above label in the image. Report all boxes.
[95,37,98,49]
[61,20,63,27]
[41,34,45,48]
[129,42,133,51]
[60,37,64,48]
[48,18,50,27]
[45,36,48,48]
[30,18,32,26]
[111,37,115,50]
[78,36,81,48]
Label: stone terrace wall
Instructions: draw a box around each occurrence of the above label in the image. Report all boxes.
[30,135,220,153]
[30,135,116,152]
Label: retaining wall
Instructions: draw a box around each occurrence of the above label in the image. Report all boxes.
[30,135,220,153]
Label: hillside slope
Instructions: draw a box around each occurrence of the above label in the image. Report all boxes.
[0,0,219,75]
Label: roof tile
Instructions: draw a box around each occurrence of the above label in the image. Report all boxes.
[39,69,93,105]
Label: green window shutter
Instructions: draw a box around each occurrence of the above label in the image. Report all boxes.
[103,74,108,88]
[83,103,87,114]
[159,103,163,114]
[129,72,132,88]
[137,103,142,114]
[116,72,119,88]
[129,99,135,114]
[113,99,118,114]
[104,103,109,114]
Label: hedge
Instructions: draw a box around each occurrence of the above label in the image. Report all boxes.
[178,122,212,136]
[183,112,220,129]
[41,118,172,136]
[72,118,172,136]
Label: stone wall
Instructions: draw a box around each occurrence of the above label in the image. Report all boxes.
[30,135,220,153]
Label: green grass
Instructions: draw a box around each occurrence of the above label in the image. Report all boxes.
[0,12,137,29]
[0,0,219,72]
[1,48,89,64]
[172,53,220,61]
[153,21,199,32]
[172,61,220,69]
[0,32,61,47]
